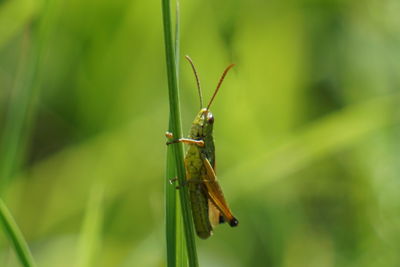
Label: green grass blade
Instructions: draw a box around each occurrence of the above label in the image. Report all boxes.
[0,199,36,267]
[76,184,104,267]
[173,2,189,267]
[161,0,198,266]
[165,1,181,265]
[166,140,178,267]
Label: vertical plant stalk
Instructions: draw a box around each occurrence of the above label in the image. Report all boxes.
[173,2,189,266]
[165,144,178,267]
[164,2,180,265]
[0,199,36,267]
[162,0,199,266]
[165,1,187,267]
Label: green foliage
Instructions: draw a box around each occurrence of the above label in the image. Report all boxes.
[0,199,36,267]
[1,0,400,266]
[162,0,198,265]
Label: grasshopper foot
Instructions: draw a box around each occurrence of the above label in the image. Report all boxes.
[169,177,178,184]
[165,132,177,145]
[165,132,174,139]
[169,177,187,189]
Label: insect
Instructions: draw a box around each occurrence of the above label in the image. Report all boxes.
[166,55,238,239]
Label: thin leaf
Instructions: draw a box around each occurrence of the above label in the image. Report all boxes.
[161,0,198,266]
[76,184,104,267]
[0,199,36,267]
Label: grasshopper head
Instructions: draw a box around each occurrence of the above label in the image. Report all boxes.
[190,108,214,138]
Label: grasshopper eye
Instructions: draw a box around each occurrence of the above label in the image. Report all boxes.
[207,114,214,124]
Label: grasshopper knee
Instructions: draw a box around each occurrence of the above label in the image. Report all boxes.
[229,217,239,227]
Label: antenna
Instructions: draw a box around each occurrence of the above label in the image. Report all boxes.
[185,55,203,108]
[206,63,235,110]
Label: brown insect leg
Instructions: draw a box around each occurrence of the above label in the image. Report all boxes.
[168,177,189,189]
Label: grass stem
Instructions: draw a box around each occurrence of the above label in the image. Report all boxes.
[162,0,199,266]
[0,199,36,267]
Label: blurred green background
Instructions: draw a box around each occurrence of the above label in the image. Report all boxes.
[1,0,400,266]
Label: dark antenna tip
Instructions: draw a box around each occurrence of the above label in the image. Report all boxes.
[185,55,203,109]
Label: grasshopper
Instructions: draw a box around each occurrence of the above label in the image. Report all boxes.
[166,55,238,239]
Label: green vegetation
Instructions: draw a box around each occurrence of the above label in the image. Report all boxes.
[0,0,399,266]
[0,199,36,267]
[162,0,198,265]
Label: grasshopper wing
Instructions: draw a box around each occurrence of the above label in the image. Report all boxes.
[203,158,239,227]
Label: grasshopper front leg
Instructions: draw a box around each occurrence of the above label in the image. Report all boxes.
[169,177,201,189]
[165,132,205,147]
[169,177,185,189]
